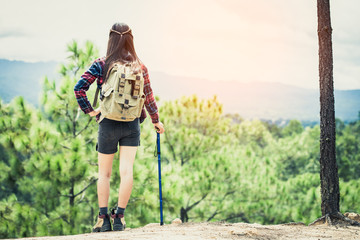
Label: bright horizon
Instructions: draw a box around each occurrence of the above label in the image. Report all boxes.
[0,0,359,90]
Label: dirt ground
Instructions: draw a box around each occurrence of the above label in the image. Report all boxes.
[16,221,360,240]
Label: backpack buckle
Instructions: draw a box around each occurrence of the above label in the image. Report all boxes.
[124,99,130,109]
[131,78,141,97]
[119,78,126,87]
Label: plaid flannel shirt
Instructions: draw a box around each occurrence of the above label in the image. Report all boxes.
[74,57,159,123]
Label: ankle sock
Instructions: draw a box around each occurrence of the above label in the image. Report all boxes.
[99,207,108,216]
[116,207,125,216]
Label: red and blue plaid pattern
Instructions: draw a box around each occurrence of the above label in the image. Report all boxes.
[74,57,159,123]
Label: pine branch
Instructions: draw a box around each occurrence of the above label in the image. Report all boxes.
[222,212,249,223]
[61,178,97,198]
[186,193,208,211]
[60,144,71,150]
[206,190,236,221]
[75,118,92,137]
[73,178,98,198]
[85,138,94,145]
[207,210,219,222]
[164,131,177,162]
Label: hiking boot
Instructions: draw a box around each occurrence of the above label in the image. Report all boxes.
[111,209,126,231]
[92,213,112,232]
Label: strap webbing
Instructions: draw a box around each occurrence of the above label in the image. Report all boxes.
[93,87,99,108]
[93,63,114,108]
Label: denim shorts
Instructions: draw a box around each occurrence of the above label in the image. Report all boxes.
[96,118,140,154]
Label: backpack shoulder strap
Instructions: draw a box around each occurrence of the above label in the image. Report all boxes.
[93,87,100,108]
[92,63,118,108]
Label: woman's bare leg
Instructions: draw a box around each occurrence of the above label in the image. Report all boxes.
[97,152,115,208]
[118,146,137,208]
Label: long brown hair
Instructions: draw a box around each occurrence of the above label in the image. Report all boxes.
[103,23,141,79]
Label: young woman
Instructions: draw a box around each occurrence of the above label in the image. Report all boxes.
[74,22,165,232]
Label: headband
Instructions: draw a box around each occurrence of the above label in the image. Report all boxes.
[110,28,132,36]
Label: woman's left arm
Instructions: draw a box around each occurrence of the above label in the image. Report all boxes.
[74,59,103,115]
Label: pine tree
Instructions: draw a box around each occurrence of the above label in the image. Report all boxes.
[36,41,100,232]
[311,0,359,226]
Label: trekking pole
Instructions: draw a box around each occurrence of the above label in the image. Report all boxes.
[156,130,164,225]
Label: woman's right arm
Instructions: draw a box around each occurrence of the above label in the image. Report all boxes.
[141,64,165,134]
[74,59,103,116]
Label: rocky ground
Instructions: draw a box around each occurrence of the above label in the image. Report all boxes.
[14,222,359,240]
[13,213,360,240]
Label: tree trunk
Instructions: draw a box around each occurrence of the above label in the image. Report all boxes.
[317,0,340,216]
[180,207,189,223]
[69,182,75,229]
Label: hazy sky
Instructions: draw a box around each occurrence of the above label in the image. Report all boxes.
[0,0,359,90]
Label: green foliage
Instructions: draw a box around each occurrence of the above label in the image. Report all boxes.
[1,41,359,238]
[282,120,304,137]
[1,41,99,237]
[273,126,320,180]
[0,195,41,238]
[336,119,360,181]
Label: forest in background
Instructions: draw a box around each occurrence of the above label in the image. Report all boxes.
[1,59,360,123]
[0,42,359,239]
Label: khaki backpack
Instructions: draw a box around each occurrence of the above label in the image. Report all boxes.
[94,62,145,123]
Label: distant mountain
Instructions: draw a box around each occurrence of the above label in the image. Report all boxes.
[149,72,360,122]
[0,59,58,105]
[0,59,359,122]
